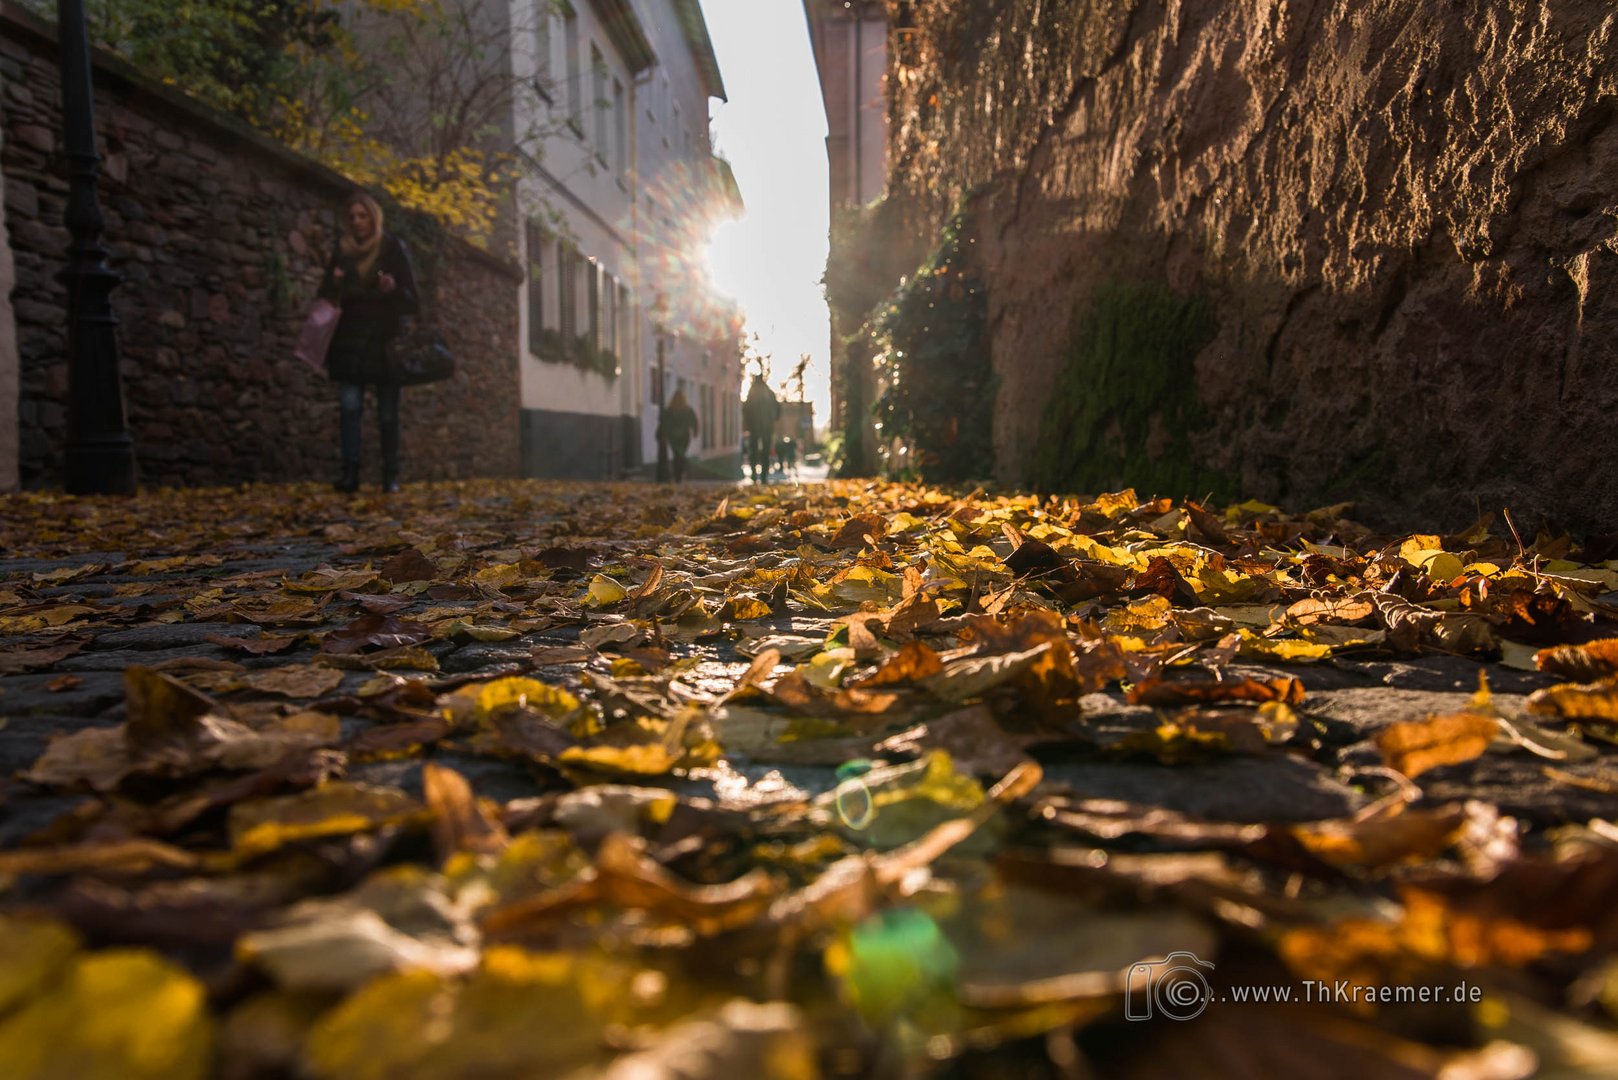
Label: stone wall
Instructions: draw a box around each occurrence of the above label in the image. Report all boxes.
[0,4,523,489]
[0,56,14,491]
[880,0,1618,530]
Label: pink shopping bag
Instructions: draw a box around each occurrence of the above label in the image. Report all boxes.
[294,298,340,372]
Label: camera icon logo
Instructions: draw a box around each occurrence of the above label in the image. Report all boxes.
[1124,950,1216,1021]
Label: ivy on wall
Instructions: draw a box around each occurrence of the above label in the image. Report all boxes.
[1031,280,1231,500]
[871,214,995,482]
[528,328,618,379]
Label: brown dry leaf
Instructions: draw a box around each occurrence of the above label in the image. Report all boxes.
[0,838,200,877]
[239,665,345,699]
[230,597,327,627]
[0,640,86,674]
[1127,675,1305,707]
[882,589,944,635]
[283,567,380,594]
[1399,886,1594,968]
[379,547,439,584]
[922,643,1052,703]
[346,715,453,761]
[1001,533,1067,577]
[320,614,433,655]
[204,633,302,656]
[1535,638,1618,682]
[587,1001,817,1080]
[1375,712,1497,778]
[871,705,1032,778]
[228,781,424,857]
[850,640,944,688]
[829,513,888,549]
[124,666,219,761]
[23,726,140,791]
[422,763,509,862]
[1527,678,1618,720]
[1291,805,1469,869]
[482,832,778,939]
[1286,594,1376,626]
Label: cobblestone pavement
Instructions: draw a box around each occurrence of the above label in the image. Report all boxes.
[2,480,1606,837]
[1,478,1615,1077]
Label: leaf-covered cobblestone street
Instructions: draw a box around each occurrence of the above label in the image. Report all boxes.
[2,479,1617,1078]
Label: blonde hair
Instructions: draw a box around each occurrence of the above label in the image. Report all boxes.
[339,191,385,278]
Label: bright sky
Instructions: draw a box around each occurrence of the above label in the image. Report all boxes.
[698,0,832,424]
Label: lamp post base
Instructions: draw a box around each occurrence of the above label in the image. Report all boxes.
[64,431,136,495]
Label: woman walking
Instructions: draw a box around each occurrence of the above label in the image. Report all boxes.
[320,191,419,493]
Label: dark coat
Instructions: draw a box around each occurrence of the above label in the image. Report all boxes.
[318,233,420,385]
[659,402,699,450]
[743,387,780,434]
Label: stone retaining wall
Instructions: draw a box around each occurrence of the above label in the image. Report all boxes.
[0,4,522,489]
[880,0,1618,530]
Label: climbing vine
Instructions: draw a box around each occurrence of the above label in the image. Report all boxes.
[870,214,995,483]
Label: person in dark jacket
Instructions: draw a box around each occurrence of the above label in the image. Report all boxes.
[658,387,700,483]
[741,375,780,484]
[320,190,419,493]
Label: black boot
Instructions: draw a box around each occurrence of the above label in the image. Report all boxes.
[335,463,359,494]
[380,428,401,493]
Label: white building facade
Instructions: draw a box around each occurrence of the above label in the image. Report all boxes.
[510,0,741,479]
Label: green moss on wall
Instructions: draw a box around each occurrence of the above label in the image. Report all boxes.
[1031,280,1231,500]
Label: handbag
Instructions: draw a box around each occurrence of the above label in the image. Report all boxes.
[293,298,340,372]
[390,324,455,386]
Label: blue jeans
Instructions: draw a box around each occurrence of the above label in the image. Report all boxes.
[339,382,400,476]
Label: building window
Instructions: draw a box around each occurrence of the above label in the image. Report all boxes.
[525,219,547,355]
[533,0,552,98]
[617,283,632,366]
[557,240,577,347]
[613,78,627,174]
[563,8,581,132]
[602,271,617,362]
[590,44,608,160]
[586,259,600,352]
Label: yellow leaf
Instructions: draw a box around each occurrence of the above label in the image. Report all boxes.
[558,743,682,776]
[229,782,423,856]
[1527,680,1618,721]
[1237,630,1333,662]
[306,949,628,1080]
[443,677,581,727]
[1399,540,1465,584]
[0,916,81,1015]
[471,563,526,589]
[1376,713,1497,778]
[0,950,213,1080]
[1535,639,1618,682]
[583,574,628,607]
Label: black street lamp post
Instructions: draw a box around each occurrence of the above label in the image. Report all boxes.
[58,0,135,494]
[654,329,669,482]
